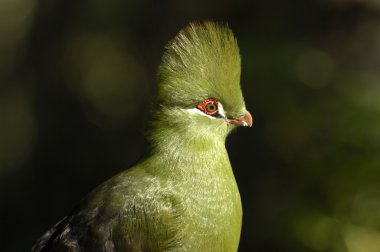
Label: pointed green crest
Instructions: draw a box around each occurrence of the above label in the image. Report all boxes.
[158,22,246,117]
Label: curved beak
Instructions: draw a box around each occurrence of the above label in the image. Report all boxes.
[228,111,253,127]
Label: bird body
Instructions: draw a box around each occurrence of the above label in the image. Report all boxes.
[33,22,252,252]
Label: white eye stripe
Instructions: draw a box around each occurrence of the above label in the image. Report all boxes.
[186,108,217,119]
[217,102,226,117]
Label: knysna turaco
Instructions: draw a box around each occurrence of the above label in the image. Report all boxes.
[32,21,253,252]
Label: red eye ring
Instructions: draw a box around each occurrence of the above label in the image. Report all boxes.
[197,98,219,115]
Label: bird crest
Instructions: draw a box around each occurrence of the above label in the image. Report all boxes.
[158,21,246,118]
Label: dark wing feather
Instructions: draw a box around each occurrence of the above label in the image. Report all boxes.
[31,205,120,252]
[31,216,83,252]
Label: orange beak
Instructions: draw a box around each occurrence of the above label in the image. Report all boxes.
[228,111,253,127]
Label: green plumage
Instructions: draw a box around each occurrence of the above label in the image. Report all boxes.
[33,22,249,252]
[158,22,245,117]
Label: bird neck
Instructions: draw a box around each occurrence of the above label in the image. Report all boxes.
[145,107,232,180]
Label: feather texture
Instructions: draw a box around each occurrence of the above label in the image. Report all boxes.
[33,21,247,252]
[158,22,245,118]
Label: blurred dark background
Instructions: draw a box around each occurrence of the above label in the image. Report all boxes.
[1,0,380,251]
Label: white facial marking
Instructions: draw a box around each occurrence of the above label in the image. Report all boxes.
[217,102,226,118]
[186,108,217,119]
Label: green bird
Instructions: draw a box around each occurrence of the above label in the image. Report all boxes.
[32,21,252,252]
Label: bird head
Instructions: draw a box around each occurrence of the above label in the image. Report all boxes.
[152,22,252,141]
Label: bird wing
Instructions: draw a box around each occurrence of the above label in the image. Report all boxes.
[32,168,186,252]
[31,216,72,252]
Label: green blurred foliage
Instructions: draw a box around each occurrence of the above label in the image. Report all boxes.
[1,0,380,251]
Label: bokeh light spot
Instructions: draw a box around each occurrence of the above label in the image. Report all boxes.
[63,33,148,127]
[0,87,36,174]
[293,212,342,251]
[295,50,335,88]
[0,0,36,74]
[344,224,380,252]
[350,187,380,229]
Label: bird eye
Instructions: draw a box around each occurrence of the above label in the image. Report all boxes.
[205,102,217,114]
[197,99,219,116]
